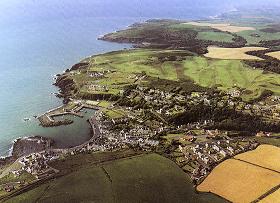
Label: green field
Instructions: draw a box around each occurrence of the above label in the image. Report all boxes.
[197,31,234,42]
[238,29,280,44]
[182,57,280,100]
[5,154,226,203]
[81,49,280,101]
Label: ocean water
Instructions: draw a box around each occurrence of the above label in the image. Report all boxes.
[0,0,241,156]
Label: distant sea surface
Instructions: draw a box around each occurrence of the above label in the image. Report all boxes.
[0,0,234,156]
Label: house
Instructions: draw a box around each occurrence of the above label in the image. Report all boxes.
[4,185,14,192]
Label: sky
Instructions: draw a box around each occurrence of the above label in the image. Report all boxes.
[0,0,279,18]
[0,0,279,27]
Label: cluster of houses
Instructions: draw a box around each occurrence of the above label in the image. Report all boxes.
[88,70,113,78]
[87,84,109,92]
[19,151,59,179]
[176,138,259,184]
[96,112,160,151]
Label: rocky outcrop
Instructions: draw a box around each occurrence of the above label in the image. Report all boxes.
[54,74,77,102]
[70,62,89,71]
[0,136,54,167]
[12,136,54,158]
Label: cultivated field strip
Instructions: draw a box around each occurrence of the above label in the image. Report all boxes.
[197,145,280,203]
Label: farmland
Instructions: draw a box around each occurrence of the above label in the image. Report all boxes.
[260,189,280,203]
[196,31,234,42]
[182,56,280,100]
[183,22,255,33]
[204,46,267,60]
[5,154,226,203]
[197,145,280,203]
[75,49,280,101]
[266,51,280,60]
[235,145,280,172]
[238,29,280,44]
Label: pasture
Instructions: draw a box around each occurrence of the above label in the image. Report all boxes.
[6,154,226,203]
[197,31,234,42]
[77,49,280,101]
[182,56,280,100]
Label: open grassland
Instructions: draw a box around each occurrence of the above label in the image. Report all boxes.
[235,145,280,172]
[182,56,280,100]
[197,158,280,203]
[238,30,280,45]
[90,49,191,81]
[183,22,255,33]
[197,31,234,42]
[259,189,280,203]
[266,51,280,60]
[6,154,226,203]
[102,109,126,119]
[204,46,267,60]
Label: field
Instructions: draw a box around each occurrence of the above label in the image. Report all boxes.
[204,46,267,60]
[182,56,280,100]
[197,145,280,203]
[197,31,234,42]
[235,145,280,172]
[6,154,226,203]
[260,189,280,203]
[183,22,255,33]
[238,30,280,44]
[0,161,22,179]
[266,51,280,60]
[78,49,280,101]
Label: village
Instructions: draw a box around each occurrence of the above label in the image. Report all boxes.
[174,135,259,184]
[1,70,279,196]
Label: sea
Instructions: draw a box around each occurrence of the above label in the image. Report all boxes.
[0,0,245,156]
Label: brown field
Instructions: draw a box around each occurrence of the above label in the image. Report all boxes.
[266,51,280,60]
[184,22,255,33]
[259,189,280,203]
[235,145,280,172]
[204,46,267,60]
[197,145,280,203]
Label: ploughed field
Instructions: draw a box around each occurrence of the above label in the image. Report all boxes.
[197,145,280,203]
[6,154,226,203]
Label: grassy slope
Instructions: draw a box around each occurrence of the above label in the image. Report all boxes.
[183,57,280,100]
[238,29,280,45]
[197,31,234,42]
[6,154,226,203]
[83,49,280,101]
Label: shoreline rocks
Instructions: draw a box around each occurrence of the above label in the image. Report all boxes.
[0,136,54,167]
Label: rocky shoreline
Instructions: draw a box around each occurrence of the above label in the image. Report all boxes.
[0,136,54,168]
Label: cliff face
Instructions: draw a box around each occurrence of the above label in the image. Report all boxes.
[70,62,89,71]
[54,75,77,102]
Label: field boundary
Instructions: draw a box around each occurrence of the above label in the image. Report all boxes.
[233,158,280,174]
[252,184,280,203]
